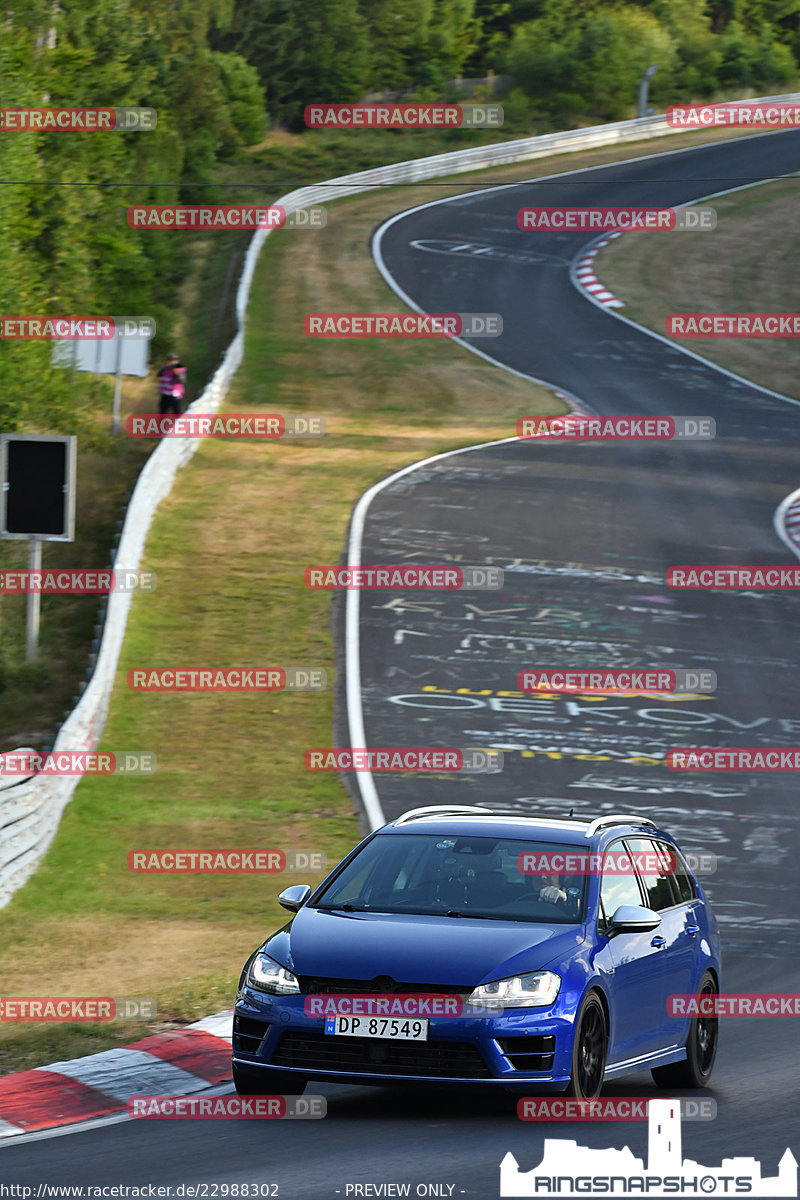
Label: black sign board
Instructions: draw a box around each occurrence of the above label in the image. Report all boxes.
[1,435,76,541]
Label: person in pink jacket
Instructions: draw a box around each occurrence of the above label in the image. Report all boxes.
[157,353,186,415]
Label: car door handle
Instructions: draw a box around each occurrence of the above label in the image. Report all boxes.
[686,924,700,936]
[651,936,667,948]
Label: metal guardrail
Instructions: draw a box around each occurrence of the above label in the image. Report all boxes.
[3,93,798,906]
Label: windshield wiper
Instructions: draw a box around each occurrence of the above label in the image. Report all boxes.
[314,902,366,912]
[444,909,502,920]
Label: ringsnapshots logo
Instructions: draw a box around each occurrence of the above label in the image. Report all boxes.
[501,1098,796,1197]
[304,748,503,774]
[303,313,502,337]
[304,103,503,129]
[0,751,156,777]
[517,415,715,440]
[0,569,155,594]
[667,313,800,336]
[518,207,716,231]
[128,849,326,873]
[0,107,156,131]
[126,414,324,438]
[0,996,156,1021]
[518,669,717,695]
[305,566,503,590]
[127,667,326,691]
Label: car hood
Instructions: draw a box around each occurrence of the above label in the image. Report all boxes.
[263,908,583,987]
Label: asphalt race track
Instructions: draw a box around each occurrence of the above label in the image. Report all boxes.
[3,131,800,1198]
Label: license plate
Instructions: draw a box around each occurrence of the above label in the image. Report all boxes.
[324,1015,429,1040]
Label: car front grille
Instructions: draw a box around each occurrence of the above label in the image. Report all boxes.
[271,1031,491,1078]
[298,976,470,996]
[496,1034,555,1071]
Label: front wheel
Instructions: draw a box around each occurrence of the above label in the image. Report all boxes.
[566,992,608,1099]
[651,970,718,1089]
[233,1062,308,1097]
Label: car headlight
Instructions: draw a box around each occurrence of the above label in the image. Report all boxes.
[468,970,561,1008]
[247,953,300,995]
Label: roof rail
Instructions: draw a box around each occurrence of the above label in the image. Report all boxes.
[584,814,657,839]
[393,805,494,826]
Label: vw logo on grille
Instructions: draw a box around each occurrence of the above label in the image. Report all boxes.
[372,976,397,993]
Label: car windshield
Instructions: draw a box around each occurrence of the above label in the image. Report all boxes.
[311,833,587,923]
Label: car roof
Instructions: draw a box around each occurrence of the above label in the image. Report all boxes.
[381,806,669,845]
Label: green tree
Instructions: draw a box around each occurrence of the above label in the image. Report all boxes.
[211,51,268,156]
[218,0,371,130]
[651,0,723,97]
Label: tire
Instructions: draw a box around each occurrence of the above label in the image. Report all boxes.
[566,992,608,1099]
[651,970,718,1089]
[233,1062,308,1097]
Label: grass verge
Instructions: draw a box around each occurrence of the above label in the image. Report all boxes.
[595,175,800,399]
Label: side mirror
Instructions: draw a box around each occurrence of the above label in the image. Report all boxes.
[607,904,662,935]
[279,884,311,913]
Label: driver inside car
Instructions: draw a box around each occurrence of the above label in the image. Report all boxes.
[526,871,583,916]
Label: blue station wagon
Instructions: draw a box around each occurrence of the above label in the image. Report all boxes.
[233,808,721,1098]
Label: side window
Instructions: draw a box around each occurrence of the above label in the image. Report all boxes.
[626,837,679,912]
[662,843,697,904]
[599,839,644,932]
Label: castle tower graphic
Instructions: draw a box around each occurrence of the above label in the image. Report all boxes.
[648,1098,681,1172]
[500,1098,798,1198]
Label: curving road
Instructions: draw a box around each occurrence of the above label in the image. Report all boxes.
[3,131,800,1199]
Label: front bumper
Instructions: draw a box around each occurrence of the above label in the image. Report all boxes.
[233,988,576,1089]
